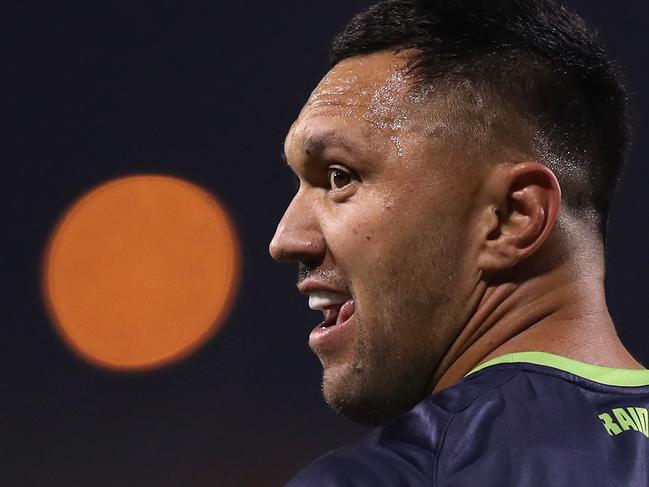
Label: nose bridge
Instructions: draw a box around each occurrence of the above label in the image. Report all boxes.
[269,189,325,264]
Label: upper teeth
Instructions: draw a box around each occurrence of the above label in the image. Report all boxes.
[308,290,349,310]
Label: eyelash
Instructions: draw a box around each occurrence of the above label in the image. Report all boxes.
[287,163,358,194]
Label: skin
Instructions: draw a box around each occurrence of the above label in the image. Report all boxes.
[269,50,644,426]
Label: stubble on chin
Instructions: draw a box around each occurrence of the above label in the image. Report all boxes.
[318,283,456,425]
[317,316,421,425]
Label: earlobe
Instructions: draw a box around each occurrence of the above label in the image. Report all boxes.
[477,162,561,273]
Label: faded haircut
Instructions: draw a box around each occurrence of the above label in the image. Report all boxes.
[331,0,631,239]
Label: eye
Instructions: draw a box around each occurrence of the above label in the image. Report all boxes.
[327,166,354,191]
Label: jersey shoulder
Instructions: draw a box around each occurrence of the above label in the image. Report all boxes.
[284,367,520,486]
[438,361,649,486]
[287,355,649,486]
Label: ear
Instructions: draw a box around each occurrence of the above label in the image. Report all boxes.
[476,162,561,272]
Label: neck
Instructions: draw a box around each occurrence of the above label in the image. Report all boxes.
[431,236,644,393]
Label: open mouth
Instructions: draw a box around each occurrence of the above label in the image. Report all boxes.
[320,299,355,328]
[308,290,355,328]
[306,290,357,349]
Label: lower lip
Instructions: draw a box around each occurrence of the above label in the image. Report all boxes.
[308,299,356,351]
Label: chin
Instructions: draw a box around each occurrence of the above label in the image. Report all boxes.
[321,362,423,426]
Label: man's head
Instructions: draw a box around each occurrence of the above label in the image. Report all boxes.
[269,0,630,425]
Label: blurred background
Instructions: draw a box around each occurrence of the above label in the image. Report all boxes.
[3,1,648,485]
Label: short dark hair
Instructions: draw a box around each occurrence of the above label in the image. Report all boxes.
[331,0,630,239]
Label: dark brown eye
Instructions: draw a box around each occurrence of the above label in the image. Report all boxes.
[328,167,353,190]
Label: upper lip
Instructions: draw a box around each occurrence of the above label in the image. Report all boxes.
[297,280,351,297]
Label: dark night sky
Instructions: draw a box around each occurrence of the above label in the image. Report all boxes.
[3,1,648,486]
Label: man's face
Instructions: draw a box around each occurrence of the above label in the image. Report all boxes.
[270,52,482,424]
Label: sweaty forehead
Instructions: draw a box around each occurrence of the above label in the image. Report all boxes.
[296,51,415,133]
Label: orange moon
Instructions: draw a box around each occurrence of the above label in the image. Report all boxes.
[43,175,240,371]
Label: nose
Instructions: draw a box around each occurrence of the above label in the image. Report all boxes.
[269,193,326,267]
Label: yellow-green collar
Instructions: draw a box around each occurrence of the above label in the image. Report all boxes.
[465,351,649,387]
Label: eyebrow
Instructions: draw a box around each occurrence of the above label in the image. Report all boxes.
[281,130,357,168]
[302,131,356,157]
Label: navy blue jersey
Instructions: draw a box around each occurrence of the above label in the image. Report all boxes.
[286,352,649,486]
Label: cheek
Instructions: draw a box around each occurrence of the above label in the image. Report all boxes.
[324,205,423,303]
[321,185,466,294]
[347,201,462,303]
[323,203,395,266]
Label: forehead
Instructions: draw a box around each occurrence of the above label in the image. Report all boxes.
[286,52,418,151]
[307,52,410,118]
